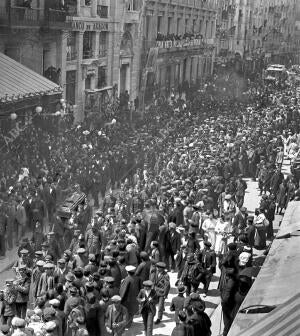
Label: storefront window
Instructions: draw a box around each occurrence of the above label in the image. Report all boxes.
[66,70,76,104]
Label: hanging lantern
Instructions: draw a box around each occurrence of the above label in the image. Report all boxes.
[60,98,65,104]
[10,112,17,120]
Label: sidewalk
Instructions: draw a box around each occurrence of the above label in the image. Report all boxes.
[210,158,291,336]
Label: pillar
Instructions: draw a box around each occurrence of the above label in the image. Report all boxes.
[75,31,84,121]
[179,60,184,83]
[126,62,131,93]
[91,0,97,17]
[57,31,67,98]
[94,31,100,58]
[185,57,191,83]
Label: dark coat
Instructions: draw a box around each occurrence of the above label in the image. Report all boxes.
[170,230,181,255]
[135,260,151,283]
[137,288,158,315]
[119,274,142,316]
[85,302,102,336]
[201,249,217,273]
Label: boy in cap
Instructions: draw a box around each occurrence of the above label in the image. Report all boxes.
[137,280,158,336]
[150,262,170,324]
[170,286,186,325]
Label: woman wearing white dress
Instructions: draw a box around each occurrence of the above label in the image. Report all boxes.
[202,212,217,249]
[214,214,232,261]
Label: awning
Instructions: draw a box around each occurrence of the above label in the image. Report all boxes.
[234,294,300,336]
[0,52,62,104]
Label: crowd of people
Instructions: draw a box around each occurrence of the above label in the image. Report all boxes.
[0,73,300,336]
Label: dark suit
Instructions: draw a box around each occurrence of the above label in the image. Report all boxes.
[201,248,217,294]
[169,230,181,270]
[135,260,151,283]
[137,288,158,336]
[119,274,142,324]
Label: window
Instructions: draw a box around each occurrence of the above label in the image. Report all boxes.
[85,76,91,90]
[185,18,189,33]
[66,32,77,61]
[98,66,107,89]
[83,31,94,59]
[177,18,181,35]
[97,5,108,18]
[99,31,108,57]
[85,0,91,6]
[127,0,138,11]
[157,16,162,34]
[168,17,172,34]
[66,70,76,104]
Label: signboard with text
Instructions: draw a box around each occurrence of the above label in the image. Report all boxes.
[71,21,108,31]
[156,38,215,50]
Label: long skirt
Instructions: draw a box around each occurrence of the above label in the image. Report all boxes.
[254,227,266,249]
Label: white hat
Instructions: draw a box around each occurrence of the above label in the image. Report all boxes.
[125,265,136,273]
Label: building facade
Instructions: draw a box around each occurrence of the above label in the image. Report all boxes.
[139,0,218,103]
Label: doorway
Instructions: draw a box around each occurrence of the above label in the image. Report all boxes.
[120,63,130,94]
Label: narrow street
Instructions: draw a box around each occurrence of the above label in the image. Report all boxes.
[124,158,290,336]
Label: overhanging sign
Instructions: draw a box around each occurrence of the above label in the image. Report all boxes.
[71,21,108,31]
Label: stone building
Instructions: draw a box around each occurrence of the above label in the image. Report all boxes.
[139,0,218,103]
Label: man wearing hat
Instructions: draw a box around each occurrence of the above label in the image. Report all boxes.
[232,206,248,238]
[36,262,55,298]
[119,265,141,327]
[137,280,158,336]
[200,241,217,297]
[85,218,102,258]
[53,258,69,285]
[150,262,170,324]
[169,222,181,272]
[105,295,128,336]
[103,277,119,298]
[170,285,186,325]
[29,259,44,305]
[1,279,17,326]
[13,264,30,319]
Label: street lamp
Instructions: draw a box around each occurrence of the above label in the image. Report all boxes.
[35,106,43,114]
[10,112,17,120]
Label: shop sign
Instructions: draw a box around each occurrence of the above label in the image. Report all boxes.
[72,21,108,31]
[156,38,214,50]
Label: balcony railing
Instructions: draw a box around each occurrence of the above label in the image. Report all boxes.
[98,49,108,57]
[83,50,95,59]
[97,5,108,18]
[67,50,77,61]
[10,6,44,26]
[0,6,71,28]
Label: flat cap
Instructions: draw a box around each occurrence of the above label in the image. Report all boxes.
[111,295,121,302]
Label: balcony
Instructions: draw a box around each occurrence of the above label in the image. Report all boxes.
[97,5,108,18]
[67,50,77,61]
[45,8,72,29]
[83,49,95,59]
[98,49,108,57]
[10,6,45,27]
[0,5,71,29]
